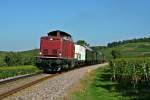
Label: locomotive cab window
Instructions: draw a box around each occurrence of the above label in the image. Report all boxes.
[60,32,72,41]
[47,30,73,41]
[62,36,71,40]
[48,32,57,37]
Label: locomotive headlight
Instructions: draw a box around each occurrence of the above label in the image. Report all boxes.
[50,38,53,40]
[59,53,62,56]
[39,52,42,55]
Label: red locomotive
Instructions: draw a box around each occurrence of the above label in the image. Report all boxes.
[40,30,74,59]
[36,30,102,72]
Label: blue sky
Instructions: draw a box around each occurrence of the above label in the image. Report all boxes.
[0,0,150,51]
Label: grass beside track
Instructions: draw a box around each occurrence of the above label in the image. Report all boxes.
[70,66,129,100]
[0,65,40,79]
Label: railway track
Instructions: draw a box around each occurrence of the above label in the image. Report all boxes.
[0,64,106,100]
[0,71,43,85]
[0,73,59,100]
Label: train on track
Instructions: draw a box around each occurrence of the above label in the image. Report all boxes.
[36,30,104,72]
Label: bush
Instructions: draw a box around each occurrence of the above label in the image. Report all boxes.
[4,52,21,66]
[111,50,121,59]
[110,57,150,91]
[3,52,36,66]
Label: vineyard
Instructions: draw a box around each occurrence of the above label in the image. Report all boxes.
[110,57,150,93]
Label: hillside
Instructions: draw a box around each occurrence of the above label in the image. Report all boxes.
[100,42,150,60]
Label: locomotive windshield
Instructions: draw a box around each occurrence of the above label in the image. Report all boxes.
[47,30,72,40]
[48,32,57,37]
[60,33,72,40]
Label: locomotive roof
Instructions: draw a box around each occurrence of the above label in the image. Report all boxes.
[47,30,71,37]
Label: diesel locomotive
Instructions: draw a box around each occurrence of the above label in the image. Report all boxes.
[36,30,103,72]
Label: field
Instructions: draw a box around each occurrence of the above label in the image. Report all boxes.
[0,65,40,79]
[100,42,150,60]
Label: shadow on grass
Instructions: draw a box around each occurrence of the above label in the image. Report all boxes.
[95,68,150,100]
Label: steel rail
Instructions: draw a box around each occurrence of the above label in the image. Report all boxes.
[0,63,107,99]
[0,74,58,99]
[0,71,43,85]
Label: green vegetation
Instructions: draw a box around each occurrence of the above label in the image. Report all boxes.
[0,51,9,66]
[0,49,39,79]
[110,57,150,91]
[100,42,150,60]
[111,50,122,59]
[71,63,150,100]
[76,40,90,47]
[0,49,40,79]
[70,67,126,100]
[109,57,150,99]
[0,49,39,67]
[91,37,150,60]
[0,65,40,79]
[107,37,150,47]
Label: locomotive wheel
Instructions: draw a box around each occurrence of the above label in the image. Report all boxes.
[57,65,62,72]
[63,64,69,71]
[69,62,75,69]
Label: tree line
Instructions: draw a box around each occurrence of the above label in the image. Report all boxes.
[107,37,150,47]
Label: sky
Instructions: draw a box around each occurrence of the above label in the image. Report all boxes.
[0,0,150,51]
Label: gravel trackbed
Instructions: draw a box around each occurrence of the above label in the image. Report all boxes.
[3,63,107,100]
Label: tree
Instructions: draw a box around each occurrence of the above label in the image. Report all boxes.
[76,40,90,47]
[111,50,121,59]
[4,52,22,66]
[4,52,15,66]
